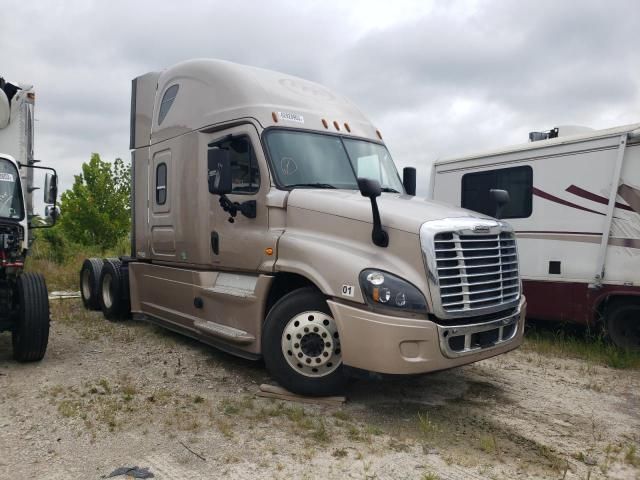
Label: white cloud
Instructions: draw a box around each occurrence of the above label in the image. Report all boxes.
[1,0,638,197]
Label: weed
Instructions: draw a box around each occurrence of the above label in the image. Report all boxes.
[332,448,348,458]
[422,473,439,480]
[310,419,329,443]
[524,323,640,369]
[215,418,234,438]
[332,410,351,421]
[417,412,438,440]
[479,435,496,454]
[625,444,639,467]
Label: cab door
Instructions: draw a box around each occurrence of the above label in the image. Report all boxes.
[207,124,277,272]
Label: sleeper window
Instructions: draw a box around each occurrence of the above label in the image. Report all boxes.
[461,166,533,218]
[156,163,167,205]
[158,84,179,125]
[212,136,260,194]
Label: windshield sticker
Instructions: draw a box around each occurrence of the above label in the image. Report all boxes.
[0,172,14,182]
[278,111,305,124]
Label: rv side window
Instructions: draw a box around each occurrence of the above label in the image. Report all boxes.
[158,84,179,125]
[461,166,533,218]
[212,136,260,194]
[156,163,167,205]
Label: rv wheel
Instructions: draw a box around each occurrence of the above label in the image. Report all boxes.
[606,299,640,351]
[12,273,50,362]
[80,258,104,310]
[99,259,130,321]
[262,287,347,396]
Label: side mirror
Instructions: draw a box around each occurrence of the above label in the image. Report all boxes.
[45,205,60,221]
[489,189,510,219]
[207,148,232,195]
[357,178,388,248]
[403,167,416,196]
[44,173,58,205]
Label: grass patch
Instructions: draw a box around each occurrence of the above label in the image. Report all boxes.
[524,322,640,369]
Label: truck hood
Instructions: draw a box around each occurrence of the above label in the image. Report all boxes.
[286,189,493,234]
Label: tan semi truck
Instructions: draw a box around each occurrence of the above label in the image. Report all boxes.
[80,59,526,395]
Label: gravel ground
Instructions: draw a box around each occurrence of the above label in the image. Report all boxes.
[0,300,639,480]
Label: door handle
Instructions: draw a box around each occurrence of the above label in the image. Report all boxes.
[211,231,219,255]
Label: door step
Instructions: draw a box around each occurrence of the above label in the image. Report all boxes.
[193,319,254,344]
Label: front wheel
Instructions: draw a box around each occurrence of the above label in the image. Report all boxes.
[262,287,347,396]
[12,272,50,362]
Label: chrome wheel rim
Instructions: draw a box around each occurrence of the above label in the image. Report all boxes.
[101,273,113,309]
[81,269,92,300]
[281,310,342,378]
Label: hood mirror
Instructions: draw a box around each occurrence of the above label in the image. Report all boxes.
[358,178,389,248]
[402,167,416,196]
[489,189,510,219]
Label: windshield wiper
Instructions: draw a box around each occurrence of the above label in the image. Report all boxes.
[287,183,337,189]
[380,187,400,193]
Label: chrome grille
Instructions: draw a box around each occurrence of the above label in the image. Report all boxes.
[433,231,519,313]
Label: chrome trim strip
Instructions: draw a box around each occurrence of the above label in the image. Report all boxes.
[437,307,520,358]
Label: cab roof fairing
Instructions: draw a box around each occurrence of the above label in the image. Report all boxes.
[145,59,382,146]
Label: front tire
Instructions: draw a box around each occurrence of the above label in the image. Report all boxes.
[606,299,640,350]
[12,273,50,362]
[262,287,347,396]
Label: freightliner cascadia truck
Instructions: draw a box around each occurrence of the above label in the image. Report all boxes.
[80,59,526,395]
[0,76,59,361]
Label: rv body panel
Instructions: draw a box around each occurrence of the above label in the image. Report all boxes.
[431,124,640,325]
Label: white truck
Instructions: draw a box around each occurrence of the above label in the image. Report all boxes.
[430,123,640,349]
[0,76,59,361]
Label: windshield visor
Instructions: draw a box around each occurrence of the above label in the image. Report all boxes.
[0,158,24,220]
[265,130,404,192]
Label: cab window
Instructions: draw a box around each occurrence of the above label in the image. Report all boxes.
[213,136,260,194]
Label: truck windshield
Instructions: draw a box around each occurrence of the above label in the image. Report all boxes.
[265,130,404,193]
[0,158,24,220]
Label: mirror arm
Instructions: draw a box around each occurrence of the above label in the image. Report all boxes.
[219,195,256,223]
[368,197,389,248]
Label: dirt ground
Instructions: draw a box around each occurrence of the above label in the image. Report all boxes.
[1,300,639,480]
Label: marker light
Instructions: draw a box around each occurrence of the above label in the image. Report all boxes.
[272,112,278,123]
[333,120,340,131]
[322,119,328,129]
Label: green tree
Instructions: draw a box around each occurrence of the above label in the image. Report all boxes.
[59,153,130,251]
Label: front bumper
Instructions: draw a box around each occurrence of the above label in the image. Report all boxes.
[327,296,526,375]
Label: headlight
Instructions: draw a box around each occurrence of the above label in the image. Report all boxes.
[359,269,428,314]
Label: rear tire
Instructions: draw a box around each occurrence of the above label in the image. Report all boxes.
[12,272,50,362]
[262,287,347,396]
[98,259,130,321]
[80,258,103,310]
[605,299,640,350]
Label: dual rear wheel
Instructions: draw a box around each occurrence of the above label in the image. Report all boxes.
[79,258,130,321]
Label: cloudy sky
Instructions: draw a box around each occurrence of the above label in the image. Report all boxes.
[1,0,638,195]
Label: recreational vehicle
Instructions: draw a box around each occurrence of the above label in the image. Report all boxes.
[430,124,640,349]
[81,59,526,395]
